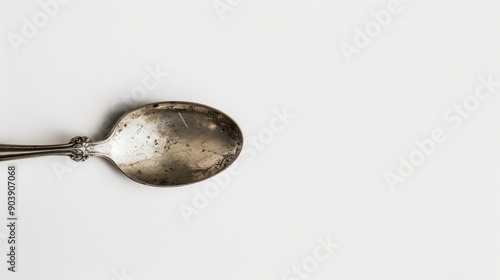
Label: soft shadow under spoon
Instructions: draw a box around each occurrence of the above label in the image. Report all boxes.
[0,102,244,187]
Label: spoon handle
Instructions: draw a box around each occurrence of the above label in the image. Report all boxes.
[0,136,92,162]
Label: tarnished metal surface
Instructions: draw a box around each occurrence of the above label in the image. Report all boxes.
[0,102,243,187]
[90,102,243,187]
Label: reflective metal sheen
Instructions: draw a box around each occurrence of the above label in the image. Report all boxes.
[0,102,244,187]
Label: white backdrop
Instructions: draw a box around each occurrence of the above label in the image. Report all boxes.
[1,0,500,279]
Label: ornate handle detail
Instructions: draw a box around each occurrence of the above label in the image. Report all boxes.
[69,136,92,162]
[0,136,95,162]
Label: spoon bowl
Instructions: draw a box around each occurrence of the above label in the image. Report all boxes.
[0,101,243,187]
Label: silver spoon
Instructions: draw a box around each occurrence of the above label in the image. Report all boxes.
[0,102,243,187]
